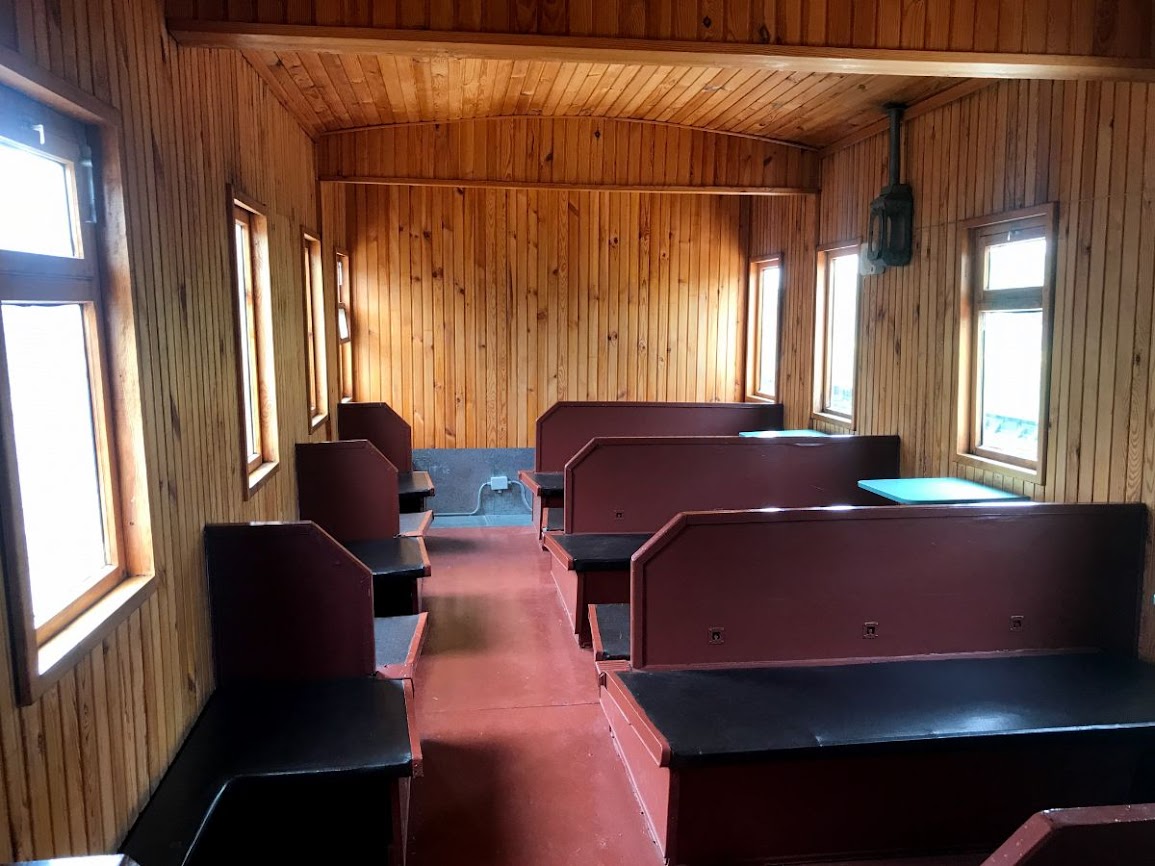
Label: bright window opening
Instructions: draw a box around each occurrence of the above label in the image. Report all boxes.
[820,250,859,420]
[746,257,782,402]
[963,210,1053,474]
[336,251,353,401]
[2,303,111,626]
[303,234,327,426]
[0,139,79,258]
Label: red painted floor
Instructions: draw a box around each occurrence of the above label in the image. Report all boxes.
[407,526,663,866]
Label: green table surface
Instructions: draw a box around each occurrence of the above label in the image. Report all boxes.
[857,476,1029,505]
[739,429,830,438]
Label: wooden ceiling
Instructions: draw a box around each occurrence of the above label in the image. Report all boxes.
[245,50,966,147]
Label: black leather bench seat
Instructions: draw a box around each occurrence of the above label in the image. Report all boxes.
[122,678,412,865]
[591,604,630,661]
[545,506,565,532]
[374,615,422,668]
[398,470,435,497]
[525,471,564,497]
[618,654,1155,768]
[344,537,427,581]
[550,533,651,570]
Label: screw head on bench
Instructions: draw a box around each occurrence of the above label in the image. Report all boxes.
[708,627,725,645]
[1010,615,1024,631]
[863,621,879,639]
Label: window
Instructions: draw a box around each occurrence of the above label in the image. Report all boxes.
[746,256,782,402]
[960,206,1055,475]
[0,79,153,703]
[816,246,860,422]
[302,233,327,428]
[336,250,353,402]
[230,194,278,491]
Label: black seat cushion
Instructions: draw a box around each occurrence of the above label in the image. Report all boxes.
[592,604,630,661]
[345,537,427,580]
[374,615,421,668]
[527,471,564,497]
[618,654,1155,768]
[398,470,435,497]
[551,533,651,570]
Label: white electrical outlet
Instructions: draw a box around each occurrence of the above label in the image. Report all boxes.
[489,475,510,491]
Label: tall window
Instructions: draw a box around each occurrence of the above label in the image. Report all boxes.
[960,206,1054,474]
[302,233,327,428]
[817,246,859,421]
[231,195,278,492]
[336,250,353,402]
[0,80,152,703]
[746,256,782,402]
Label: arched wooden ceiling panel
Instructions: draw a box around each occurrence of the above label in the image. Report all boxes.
[244,50,969,145]
[317,116,820,192]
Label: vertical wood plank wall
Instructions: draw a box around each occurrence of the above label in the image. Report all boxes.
[747,194,818,429]
[0,1,333,859]
[163,0,1154,59]
[807,78,1155,655]
[348,185,747,447]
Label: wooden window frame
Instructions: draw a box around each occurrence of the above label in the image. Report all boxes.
[813,242,860,428]
[745,254,783,403]
[956,204,1057,482]
[0,56,155,705]
[302,231,328,431]
[335,248,353,403]
[228,189,279,496]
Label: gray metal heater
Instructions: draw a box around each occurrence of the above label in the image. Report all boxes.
[865,102,914,269]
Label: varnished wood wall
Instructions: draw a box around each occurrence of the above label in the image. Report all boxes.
[319,117,818,192]
[0,1,333,859]
[812,78,1155,655]
[747,194,817,429]
[347,184,746,447]
[164,0,1154,58]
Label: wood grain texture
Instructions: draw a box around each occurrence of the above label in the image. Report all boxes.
[163,0,1154,59]
[747,194,817,429]
[809,78,1155,657]
[318,117,819,192]
[0,0,335,858]
[347,184,746,447]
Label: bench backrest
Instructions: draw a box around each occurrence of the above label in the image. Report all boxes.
[631,503,1146,670]
[297,440,400,542]
[534,401,783,471]
[205,522,375,682]
[338,401,413,471]
[565,435,899,533]
[982,803,1155,865]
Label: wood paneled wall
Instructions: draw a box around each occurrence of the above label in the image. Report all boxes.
[747,194,817,429]
[811,78,1155,655]
[0,0,331,859]
[319,118,818,192]
[347,184,747,447]
[164,0,1154,58]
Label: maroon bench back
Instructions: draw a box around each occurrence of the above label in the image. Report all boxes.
[534,401,784,471]
[631,503,1146,670]
[982,803,1155,865]
[296,441,400,542]
[337,401,412,471]
[565,435,899,533]
[204,522,375,683]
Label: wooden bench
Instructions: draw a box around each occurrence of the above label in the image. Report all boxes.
[338,401,435,513]
[297,442,432,615]
[983,803,1155,865]
[547,434,899,644]
[121,522,422,866]
[598,502,1153,865]
[520,400,785,538]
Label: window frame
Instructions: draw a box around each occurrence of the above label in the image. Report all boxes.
[814,242,861,427]
[957,204,1057,480]
[745,254,783,403]
[228,189,279,495]
[335,248,353,403]
[0,61,155,705]
[302,231,328,430]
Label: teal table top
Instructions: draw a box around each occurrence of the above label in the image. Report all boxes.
[857,477,1029,505]
[739,429,830,438]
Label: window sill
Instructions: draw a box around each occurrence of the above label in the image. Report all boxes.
[25,573,156,704]
[745,394,779,405]
[309,412,329,434]
[955,451,1043,486]
[246,459,280,498]
[811,411,853,430]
